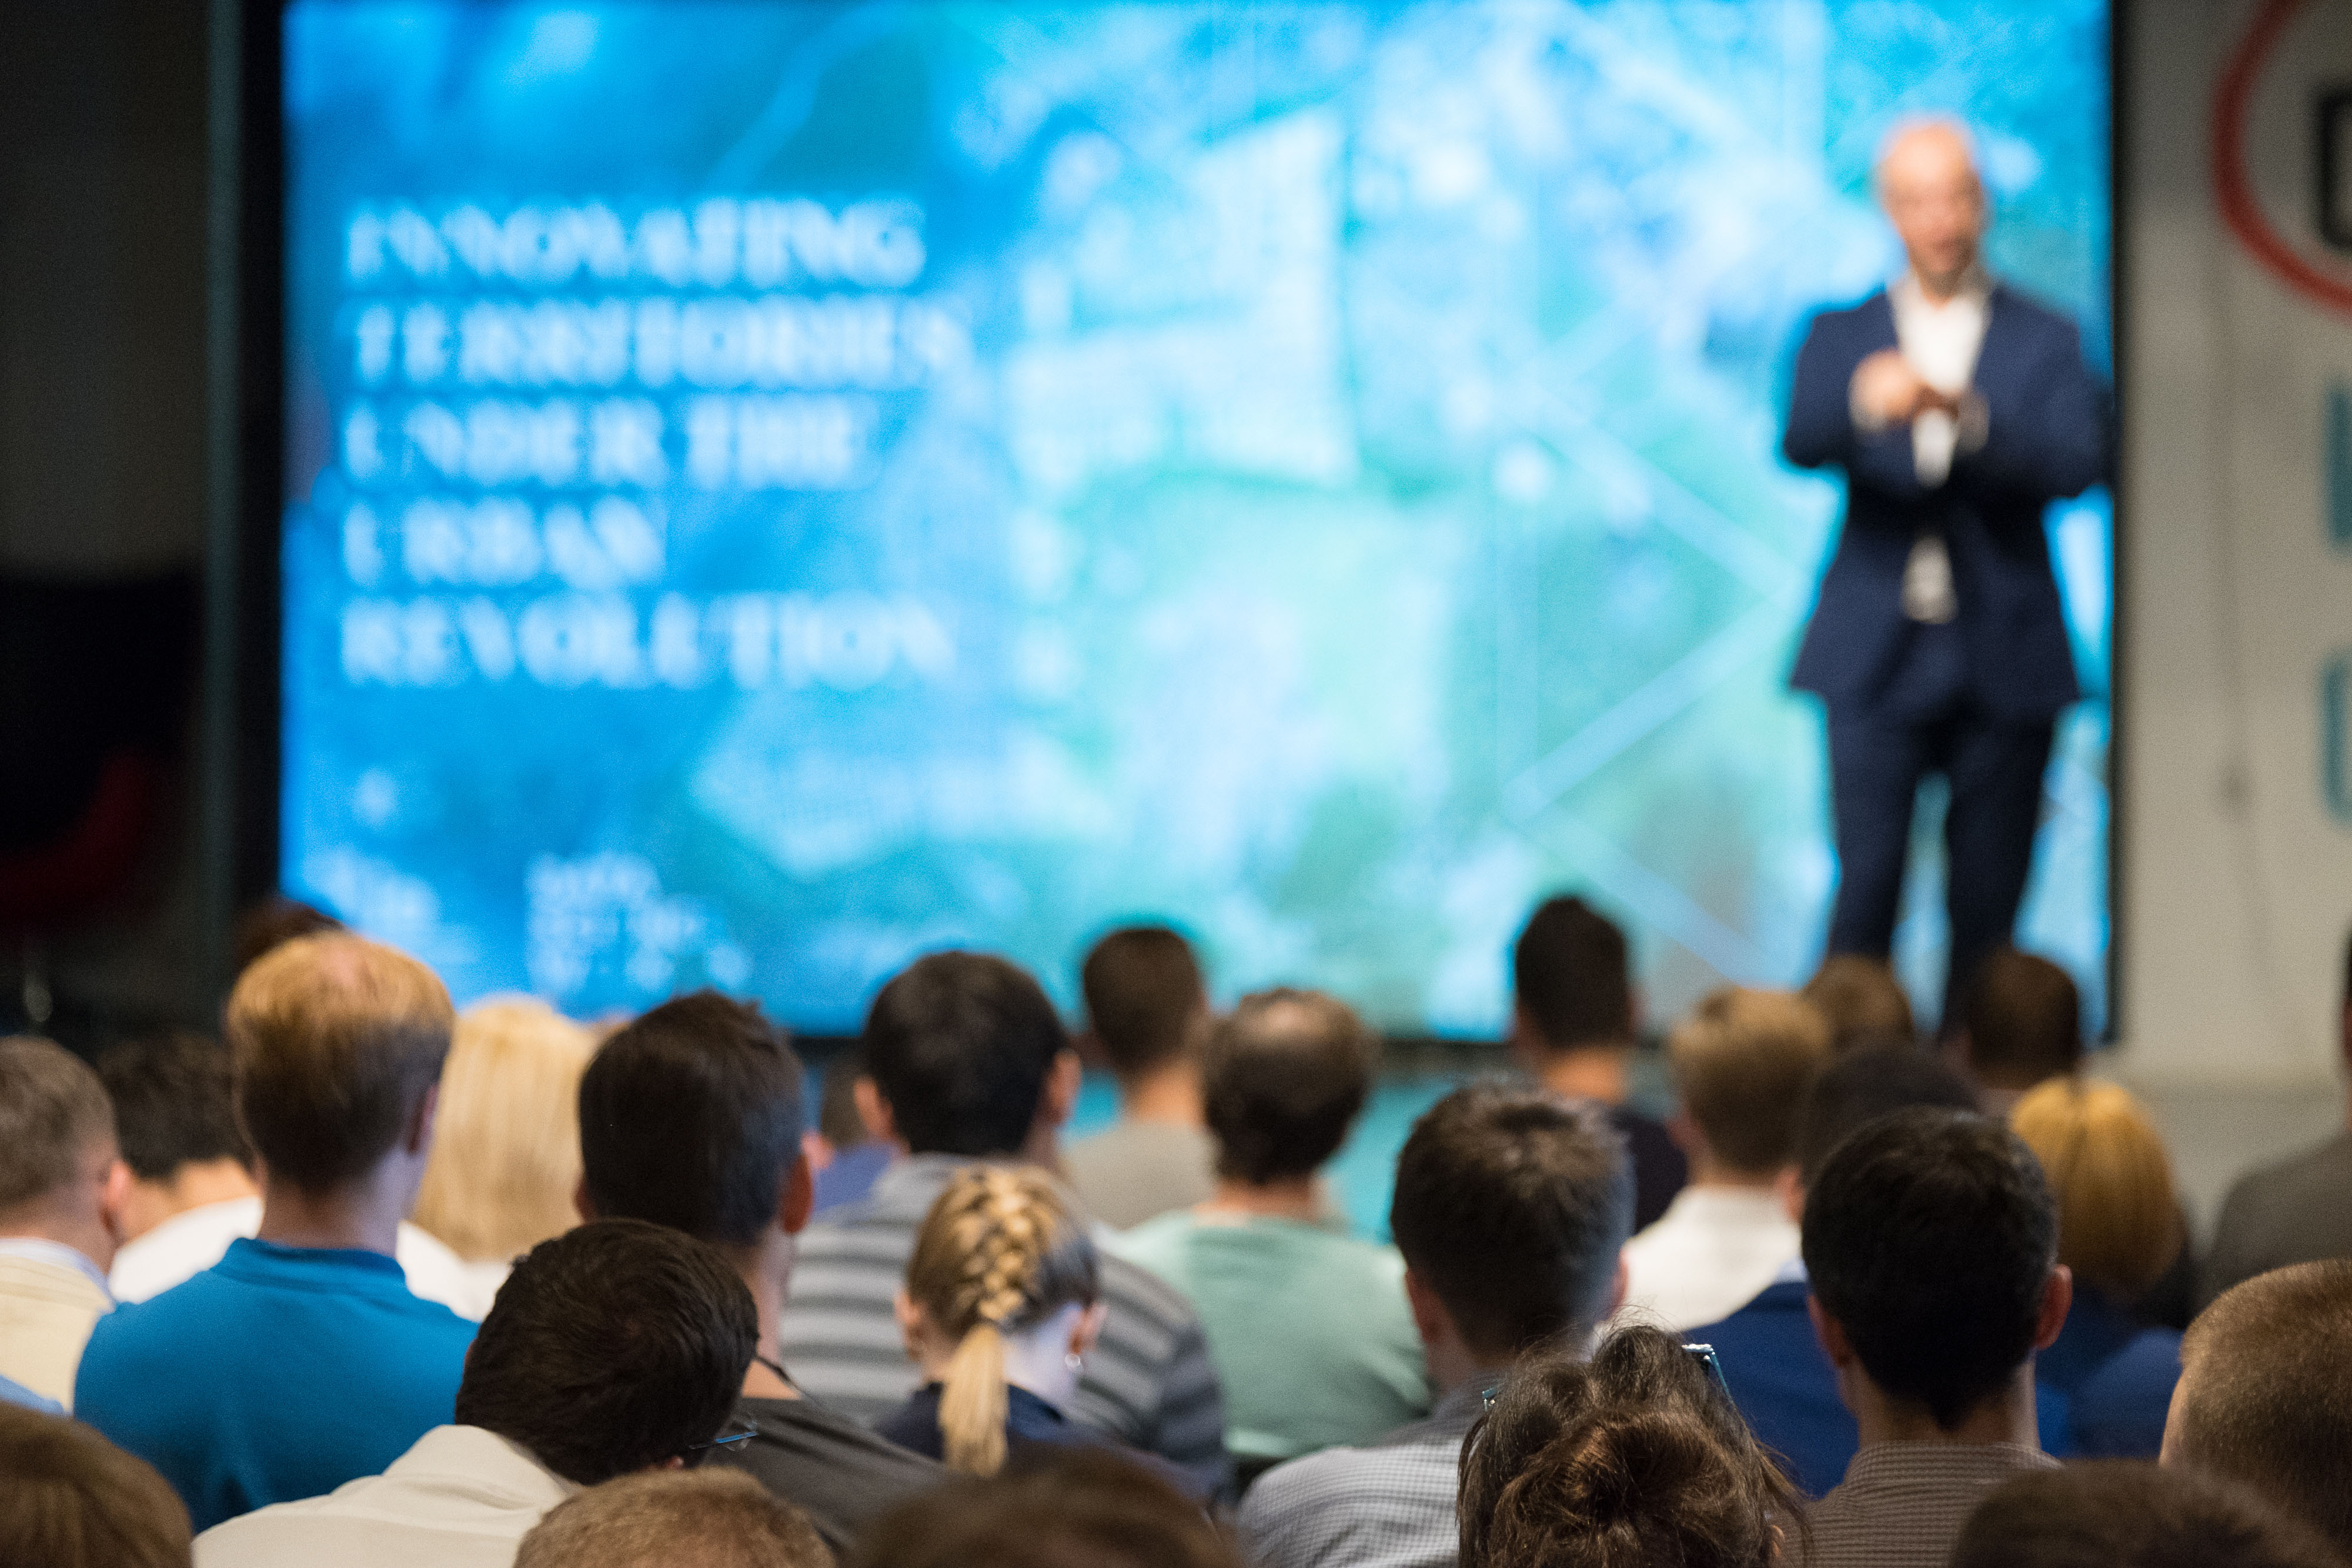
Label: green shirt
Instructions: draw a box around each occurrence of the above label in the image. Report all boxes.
[1111,1212,1428,1461]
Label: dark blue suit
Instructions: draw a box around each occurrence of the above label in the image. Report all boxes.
[1784,285,2108,1009]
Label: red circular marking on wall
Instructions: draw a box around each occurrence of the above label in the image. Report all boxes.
[2213,0,2352,316]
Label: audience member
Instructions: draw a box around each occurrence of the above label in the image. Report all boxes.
[0,1035,126,1409]
[1458,1328,1800,1568]
[577,991,944,1554]
[1682,1045,1992,1497]
[810,1046,892,1216]
[1509,896,1686,1229]
[877,1165,1143,1477]
[1798,1108,2072,1567]
[1614,987,1829,1331]
[514,1470,831,1568]
[848,1449,1242,1568]
[2203,930,2352,1302]
[2010,1078,2184,1456]
[410,996,594,1318]
[192,1218,757,1566]
[1114,989,1425,1469]
[1062,925,1217,1228]
[2162,1259,2352,1557]
[99,1024,484,1322]
[75,934,477,1531]
[229,895,344,976]
[1952,1460,2342,1568]
[0,1401,191,1568]
[1800,955,1916,1054]
[1953,947,2082,1113]
[1240,1083,1632,1568]
[778,952,1228,1495]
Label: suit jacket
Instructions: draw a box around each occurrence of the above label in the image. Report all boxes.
[1783,286,2109,722]
[1688,1277,2073,1499]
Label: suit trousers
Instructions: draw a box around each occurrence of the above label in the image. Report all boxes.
[1824,703,2055,1019]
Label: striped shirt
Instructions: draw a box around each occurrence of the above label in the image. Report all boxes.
[1799,1441,2059,1567]
[1237,1379,1492,1568]
[778,1154,1231,1497]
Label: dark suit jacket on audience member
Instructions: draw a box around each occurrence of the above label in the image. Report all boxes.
[712,1392,946,1554]
[2204,1130,2352,1306]
[1689,1275,2072,1499]
[1783,285,2107,724]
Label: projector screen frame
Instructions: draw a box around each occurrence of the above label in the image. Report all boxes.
[215,0,2129,1047]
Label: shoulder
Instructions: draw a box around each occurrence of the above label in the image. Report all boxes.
[2220,1135,2351,1219]
[1990,284,2082,334]
[1099,1250,1203,1332]
[1241,1434,1458,1557]
[1796,292,1892,346]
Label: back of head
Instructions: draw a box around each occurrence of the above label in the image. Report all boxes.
[863,952,1068,1157]
[1961,948,2083,1091]
[1389,1083,1632,1363]
[96,1032,247,1184]
[230,895,344,976]
[1792,1044,1977,1187]
[848,1449,1240,1568]
[818,1047,870,1149]
[515,1470,828,1568]
[0,1037,116,1220]
[1202,988,1375,1185]
[1513,897,1633,1051]
[1081,927,1207,1081]
[1801,956,1916,1054]
[579,991,804,1248]
[1954,1460,2343,1568]
[905,1166,1097,1475]
[1460,1328,1795,1568]
[226,933,454,1192]
[455,1218,756,1485]
[1802,1109,2056,1430]
[1668,988,1831,1176]
[0,1403,191,1568]
[2010,1079,2180,1301]
[413,997,595,1261]
[2173,1260,2352,1555]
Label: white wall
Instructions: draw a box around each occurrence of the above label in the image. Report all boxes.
[2119,0,2352,1086]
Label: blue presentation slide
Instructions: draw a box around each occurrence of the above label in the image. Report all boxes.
[282,0,2112,1034]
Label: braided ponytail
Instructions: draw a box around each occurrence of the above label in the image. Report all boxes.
[907,1167,1098,1475]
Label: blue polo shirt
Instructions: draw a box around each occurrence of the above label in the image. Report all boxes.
[74,1236,475,1532]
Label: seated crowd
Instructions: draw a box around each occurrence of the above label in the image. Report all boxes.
[2,895,2351,1567]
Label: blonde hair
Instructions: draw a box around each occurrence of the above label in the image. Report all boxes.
[516,1469,828,1568]
[905,1167,1098,1475]
[412,997,594,1261]
[1668,988,1832,1176]
[2010,1079,2180,1299]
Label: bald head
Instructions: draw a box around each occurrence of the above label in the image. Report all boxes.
[2165,1260,2352,1555]
[1877,117,1985,296]
[228,932,454,1192]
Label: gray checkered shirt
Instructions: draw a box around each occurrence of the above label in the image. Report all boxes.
[1798,1441,2059,1567]
[777,1154,1230,1497]
[1236,1379,1492,1568]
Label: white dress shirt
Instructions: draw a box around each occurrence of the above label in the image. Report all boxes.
[193,1425,577,1568]
[1608,1185,1801,1334]
[1885,266,1992,487]
[0,1238,113,1408]
[109,1196,492,1320]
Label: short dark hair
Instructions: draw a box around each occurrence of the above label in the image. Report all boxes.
[848,1450,1239,1568]
[1802,1109,2056,1430]
[0,1403,190,1568]
[579,992,804,1249]
[1201,989,1374,1185]
[1461,1328,1799,1568]
[1512,897,1633,1049]
[96,1032,249,1182]
[2172,1260,2352,1556]
[817,1048,869,1149]
[1389,1084,1631,1362]
[231,895,345,975]
[1802,955,1916,1054]
[516,1471,830,1568]
[863,952,1068,1158]
[1080,927,1206,1080]
[1792,1044,1977,1186]
[1952,1461,2343,1568]
[226,933,453,1192]
[0,1038,115,1212]
[1960,948,2082,1089]
[454,1218,756,1485]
